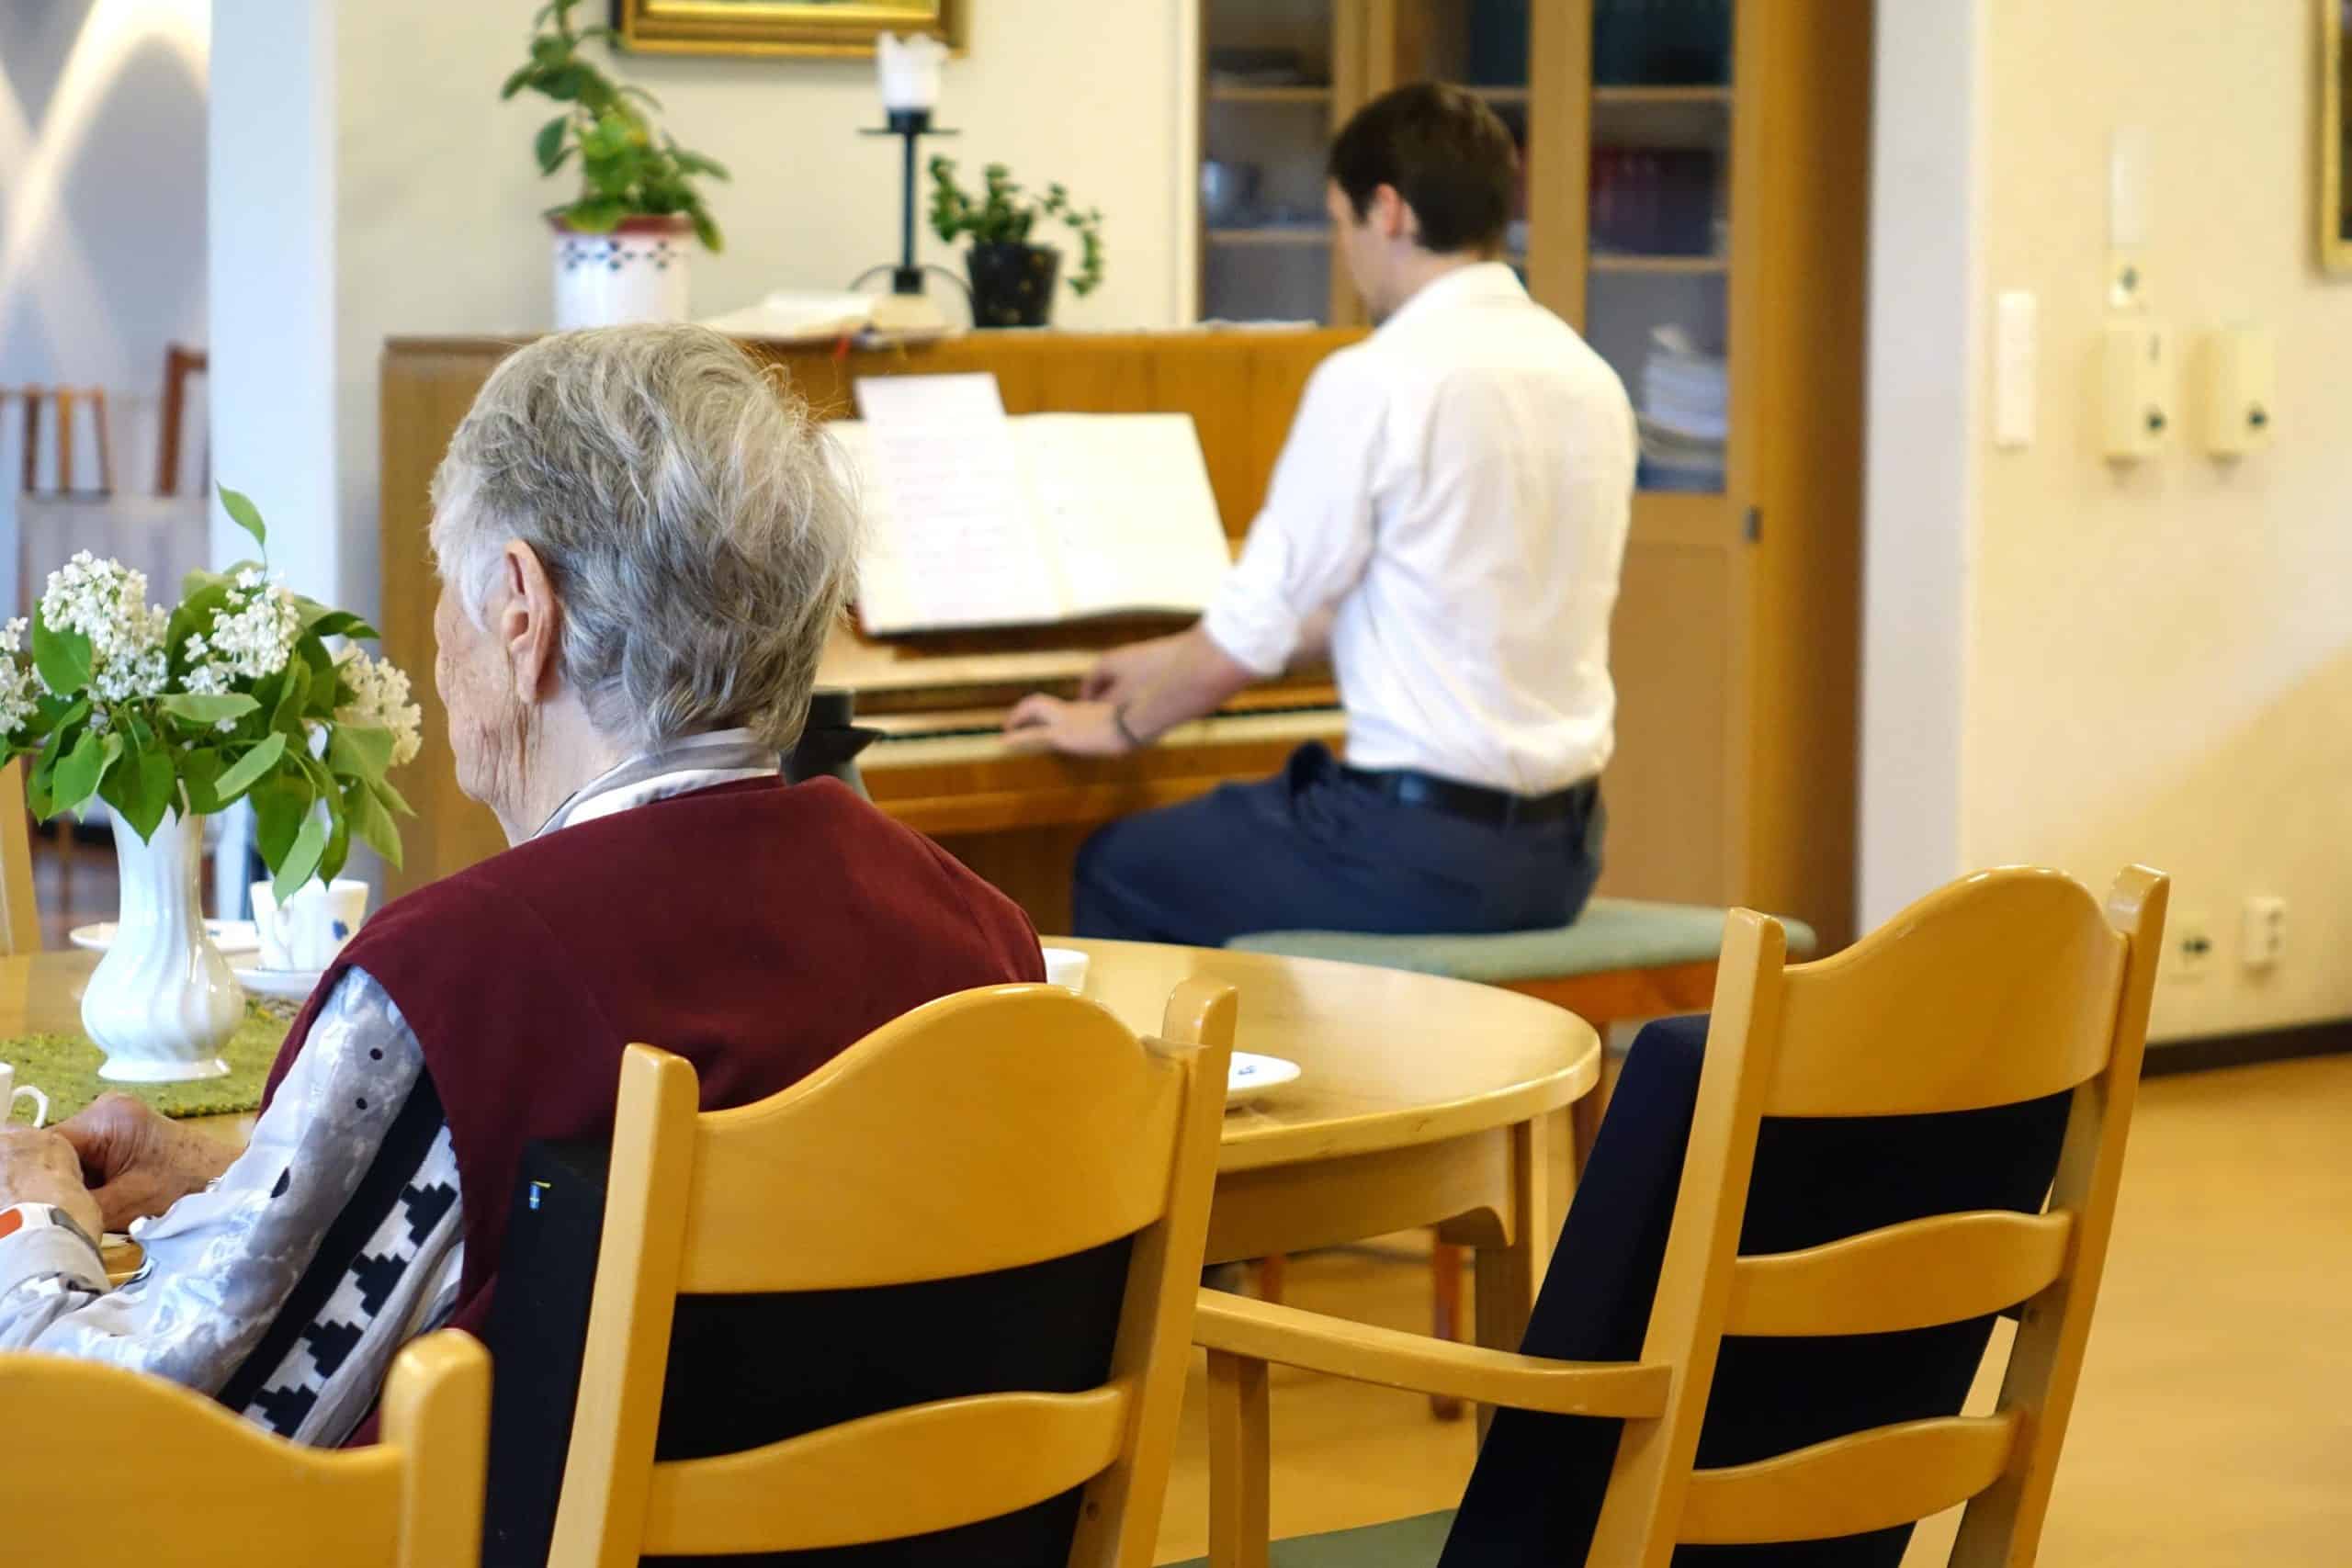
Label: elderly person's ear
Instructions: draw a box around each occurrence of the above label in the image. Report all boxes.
[494,539,566,704]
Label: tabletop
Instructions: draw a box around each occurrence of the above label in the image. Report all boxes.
[2,942,1600,1172]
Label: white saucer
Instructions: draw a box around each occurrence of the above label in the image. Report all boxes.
[233,965,327,1002]
[1227,1051,1301,1106]
[71,919,261,956]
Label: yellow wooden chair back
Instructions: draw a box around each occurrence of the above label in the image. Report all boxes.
[1589,864,2169,1564]
[0,1329,489,1568]
[550,978,1238,1568]
[0,758,36,954]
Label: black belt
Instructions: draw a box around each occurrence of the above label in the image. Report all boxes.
[1337,762,1597,829]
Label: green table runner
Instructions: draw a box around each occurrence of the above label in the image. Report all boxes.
[0,1001,296,1124]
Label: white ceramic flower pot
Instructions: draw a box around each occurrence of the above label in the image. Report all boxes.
[82,808,242,1083]
[550,216,694,331]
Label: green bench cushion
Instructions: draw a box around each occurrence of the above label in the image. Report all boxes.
[1227,898,1820,986]
[1163,1509,1456,1568]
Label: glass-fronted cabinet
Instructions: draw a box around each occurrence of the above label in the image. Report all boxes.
[1198,0,1346,323]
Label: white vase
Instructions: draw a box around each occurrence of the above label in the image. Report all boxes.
[82,809,242,1083]
[551,216,694,331]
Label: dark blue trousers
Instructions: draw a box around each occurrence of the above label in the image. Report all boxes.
[1070,743,1604,947]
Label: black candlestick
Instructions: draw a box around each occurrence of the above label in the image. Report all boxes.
[863,108,956,297]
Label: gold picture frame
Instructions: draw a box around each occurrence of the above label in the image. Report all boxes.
[615,1,966,61]
[2326,0,2351,272]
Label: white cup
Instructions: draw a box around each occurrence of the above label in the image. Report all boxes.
[251,877,370,972]
[0,1063,49,1130]
[1042,946,1091,995]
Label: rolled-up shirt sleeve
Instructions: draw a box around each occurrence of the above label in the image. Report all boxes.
[1202,352,1390,676]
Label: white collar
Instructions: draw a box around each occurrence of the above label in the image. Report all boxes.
[1381,260,1529,331]
[534,728,779,838]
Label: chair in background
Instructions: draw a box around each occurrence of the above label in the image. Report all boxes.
[3,382,114,498]
[549,978,1238,1568]
[0,759,38,954]
[156,344,209,497]
[1189,864,2166,1568]
[0,1329,491,1568]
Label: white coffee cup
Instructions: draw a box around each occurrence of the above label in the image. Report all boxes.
[0,1063,49,1130]
[1042,946,1090,995]
[251,877,370,972]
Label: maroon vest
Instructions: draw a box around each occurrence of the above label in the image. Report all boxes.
[261,776,1044,1341]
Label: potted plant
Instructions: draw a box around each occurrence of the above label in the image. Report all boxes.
[0,488,422,1082]
[503,0,729,331]
[927,157,1105,328]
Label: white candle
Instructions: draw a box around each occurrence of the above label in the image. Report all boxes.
[876,32,946,114]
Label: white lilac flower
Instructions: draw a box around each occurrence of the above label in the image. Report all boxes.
[0,660,33,738]
[198,573,302,683]
[87,709,110,735]
[0,618,26,657]
[334,646,424,767]
[39,552,168,703]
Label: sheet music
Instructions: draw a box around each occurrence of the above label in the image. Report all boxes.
[851,375,1063,631]
[1016,414,1235,619]
[842,376,1234,636]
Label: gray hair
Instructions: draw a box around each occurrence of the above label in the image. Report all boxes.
[429,324,858,751]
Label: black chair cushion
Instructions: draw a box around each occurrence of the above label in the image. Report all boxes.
[1441,1014,2070,1567]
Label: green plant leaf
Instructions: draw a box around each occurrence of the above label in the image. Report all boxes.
[671,147,728,179]
[217,484,268,551]
[327,724,395,784]
[271,660,311,737]
[98,737,175,843]
[51,728,107,815]
[500,62,538,100]
[251,771,312,866]
[565,197,626,231]
[214,730,288,801]
[160,693,260,726]
[180,747,226,816]
[541,64,589,101]
[271,814,330,902]
[347,777,404,869]
[320,795,351,885]
[30,604,93,696]
[368,774,416,819]
[690,209,722,253]
[536,113,571,173]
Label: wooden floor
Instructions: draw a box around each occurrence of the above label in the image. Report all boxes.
[1154,1054,2352,1565]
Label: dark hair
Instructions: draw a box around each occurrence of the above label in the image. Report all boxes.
[1327,82,1518,254]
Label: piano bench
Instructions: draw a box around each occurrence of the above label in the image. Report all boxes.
[1227,898,1821,1420]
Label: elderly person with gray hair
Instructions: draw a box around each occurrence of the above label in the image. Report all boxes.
[0,326,1044,1445]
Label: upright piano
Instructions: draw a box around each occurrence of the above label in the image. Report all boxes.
[379,328,1356,931]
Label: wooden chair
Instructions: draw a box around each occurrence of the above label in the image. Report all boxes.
[0,758,40,953]
[1191,864,2166,1567]
[3,383,113,496]
[0,1329,491,1568]
[156,344,209,497]
[550,978,1238,1568]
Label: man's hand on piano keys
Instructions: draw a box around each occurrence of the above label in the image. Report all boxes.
[1002,695,1137,757]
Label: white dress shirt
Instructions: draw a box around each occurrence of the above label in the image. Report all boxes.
[1202,263,1637,795]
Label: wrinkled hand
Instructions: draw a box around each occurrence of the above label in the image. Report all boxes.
[1002,695,1137,757]
[56,1093,235,1233]
[0,1128,104,1242]
[1079,636,1178,703]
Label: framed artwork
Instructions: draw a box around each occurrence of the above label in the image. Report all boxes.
[614,1,966,60]
[2326,0,2351,273]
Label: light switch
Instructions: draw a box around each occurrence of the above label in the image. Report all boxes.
[2200,326,2275,457]
[1995,290,2037,448]
[2099,320,2171,460]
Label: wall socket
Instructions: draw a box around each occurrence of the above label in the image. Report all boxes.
[2173,911,2214,979]
[2242,897,2287,970]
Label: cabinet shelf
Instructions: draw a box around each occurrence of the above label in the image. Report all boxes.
[1592,85,1734,105]
[1207,85,1334,105]
[1589,254,1730,275]
[1463,85,1531,104]
[1208,227,1335,247]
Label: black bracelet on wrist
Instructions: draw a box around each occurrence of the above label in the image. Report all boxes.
[1112,700,1149,750]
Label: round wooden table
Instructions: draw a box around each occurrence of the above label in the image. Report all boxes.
[7,942,1600,1359]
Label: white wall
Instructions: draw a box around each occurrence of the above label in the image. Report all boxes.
[1866,0,2352,1042]
[327,0,1197,624]
[0,0,209,605]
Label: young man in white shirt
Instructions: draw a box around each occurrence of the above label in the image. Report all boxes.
[1008,84,1636,945]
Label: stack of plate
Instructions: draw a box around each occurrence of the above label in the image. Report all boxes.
[1636,325,1728,491]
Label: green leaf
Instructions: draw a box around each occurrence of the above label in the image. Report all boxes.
[271,660,311,738]
[51,728,107,815]
[30,604,93,696]
[565,197,626,232]
[214,730,288,801]
[160,692,260,726]
[271,814,331,903]
[217,484,268,552]
[180,747,226,816]
[306,611,381,642]
[180,567,232,600]
[690,209,722,254]
[670,147,728,179]
[347,777,404,869]
[251,772,312,867]
[541,64,589,102]
[368,774,416,819]
[536,113,571,173]
[327,724,395,784]
[320,795,351,885]
[97,738,175,844]
[500,62,537,99]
